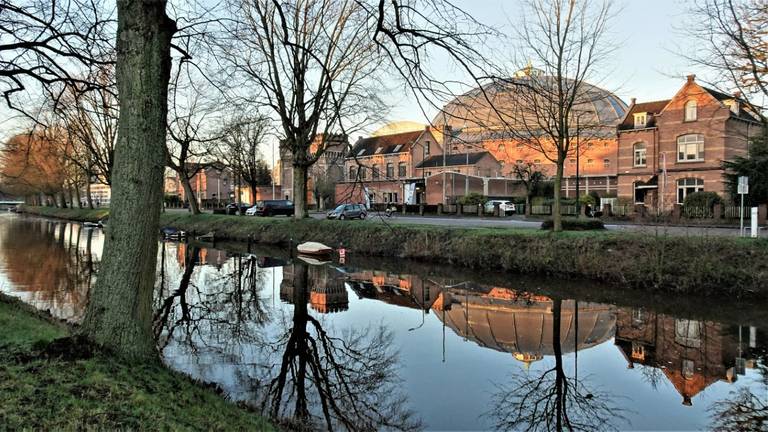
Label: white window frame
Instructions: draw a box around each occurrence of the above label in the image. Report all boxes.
[677,134,704,162]
[633,112,647,128]
[684,100,697,121]
[676,178,704,204]
[633,143,647,167]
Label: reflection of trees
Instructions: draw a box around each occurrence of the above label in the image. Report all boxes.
[712,353,768,432]
[257,262,421,431]
[154,243,269,354]
[489,299,624,431]
[0,219,98,321]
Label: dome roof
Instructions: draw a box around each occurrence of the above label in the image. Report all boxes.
[432,76,627,139]
[371,121,426,137]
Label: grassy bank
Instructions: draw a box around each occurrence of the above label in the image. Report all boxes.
[20,205,109,222]
[20,206,768,297]
[0,294,273,430]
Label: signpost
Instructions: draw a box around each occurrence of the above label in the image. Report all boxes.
[738,176,748,237]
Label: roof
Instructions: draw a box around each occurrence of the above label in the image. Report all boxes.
[349,130,423,158]
[618,100,670,130]
[416,151,494,168]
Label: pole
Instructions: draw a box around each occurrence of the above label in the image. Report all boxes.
[740,193,745,237]
[465,151,469,195]
[442,125,448,204]
[575,116,580,216]
[272,141,276,199]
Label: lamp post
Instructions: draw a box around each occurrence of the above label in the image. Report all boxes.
[272,140,276,199]
[575,115,581,216]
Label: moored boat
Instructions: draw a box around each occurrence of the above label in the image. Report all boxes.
[296,241,333,257]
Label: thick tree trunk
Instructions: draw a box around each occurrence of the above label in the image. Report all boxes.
[79,0,175,360]
[180,174,200,214]
[249,183,258,205]
[293,164,308,218]
[552,161,564,232]
[74,183,82,208]
[525,194,531,217]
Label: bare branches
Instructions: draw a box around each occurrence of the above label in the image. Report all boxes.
[0,0,115,120]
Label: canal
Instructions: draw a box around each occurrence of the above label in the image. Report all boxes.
[0,214,765,430]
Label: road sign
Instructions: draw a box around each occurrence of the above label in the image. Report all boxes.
[738,176,749,194]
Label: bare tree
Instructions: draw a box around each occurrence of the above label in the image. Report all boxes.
[507,0,615,231]
[684,1,768,115]
[512,161,546,216]
[220,0,388,218]
[218,114,272,204]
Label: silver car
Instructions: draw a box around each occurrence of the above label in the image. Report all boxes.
[484,200,516,215]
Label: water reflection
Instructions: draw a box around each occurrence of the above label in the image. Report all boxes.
[0,215,766,431]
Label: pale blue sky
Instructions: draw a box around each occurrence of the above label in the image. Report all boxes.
[386,0,698,124]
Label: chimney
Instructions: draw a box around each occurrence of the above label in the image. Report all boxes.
[686,74,696,84]
[630,97,636,105]
[734,90,742,99]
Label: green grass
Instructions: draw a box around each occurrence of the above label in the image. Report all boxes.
[20,205,109,222]
[0,295,273,431]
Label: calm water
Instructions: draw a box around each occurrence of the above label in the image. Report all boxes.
[1,214,766,431]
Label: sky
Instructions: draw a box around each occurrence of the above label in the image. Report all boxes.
[0,0,707,167]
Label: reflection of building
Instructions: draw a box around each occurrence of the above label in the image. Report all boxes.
[280,264,349,313]
[344,269,443,311]
[617,75,760,210]
[614,307,763,406]
[435,288,616,367]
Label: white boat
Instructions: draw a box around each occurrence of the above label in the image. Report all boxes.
[297,255,331,266]
[296,241,333,257]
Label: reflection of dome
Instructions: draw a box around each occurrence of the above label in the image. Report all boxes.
[371,121,426,137]
[438,297,616,361]
[432,75,627,136]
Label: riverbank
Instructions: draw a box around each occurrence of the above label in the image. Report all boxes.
[0,293,273,430]
[20,206,768,297]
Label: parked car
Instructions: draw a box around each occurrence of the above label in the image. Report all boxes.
[327,204,367,220]
[247,200,294,216]
[225,203,250,215]
[484,200,516,215]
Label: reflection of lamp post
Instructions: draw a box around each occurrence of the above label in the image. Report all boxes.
[408,278,427,332]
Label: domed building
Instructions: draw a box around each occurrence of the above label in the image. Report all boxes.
[429,71,628,199]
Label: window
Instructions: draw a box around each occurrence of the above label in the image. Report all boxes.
[359,166,367,180]
[374,147,384,154]
[349,166,357,180]
[424,142,430,157]
[586,159,594,167]
[398,162,407,177]
[534,159,541,166]
[393,144,403,152]
[372,165,379,180]
[684,100,697,121]
[677,134,704,162]
[516,159,523,164]
[677,178,704,204]
[569,158,576,165]
[633,112,647,128]
[633,143,647,167]
[516,143,523,149]
[603,159,610,168]
[682,360,695,380]
[498,143,506,153]
[386,163,394,178]
[357,148,366,157]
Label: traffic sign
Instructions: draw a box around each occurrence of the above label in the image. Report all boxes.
[738,176,749,194]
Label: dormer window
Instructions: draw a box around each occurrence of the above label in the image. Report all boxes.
[374,147,384,154]
[684,100,697,121]
[357,149,366,157]
[724,99,740,114]
[393,144,403,152]
[633,112,647,128]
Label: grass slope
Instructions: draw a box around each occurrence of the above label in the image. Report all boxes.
[0,295,273,431]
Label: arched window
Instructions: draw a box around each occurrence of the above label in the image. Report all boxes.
[349,166,357,180]
[372,165,379,180]
[633,142,647,167]
[386,163,394,178]
[684,100,697,121]
[359,166,367,180]
[677,178,704,204]
[677,134,704,161]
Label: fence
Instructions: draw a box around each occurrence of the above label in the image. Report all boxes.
[531,205,551,215]
[682,206,714,219]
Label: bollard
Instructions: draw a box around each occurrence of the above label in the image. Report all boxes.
[419,203,425,216]
[457,204,463,216]
[437,203,443,215]
[477,204,482,217]
[402,203,406,215]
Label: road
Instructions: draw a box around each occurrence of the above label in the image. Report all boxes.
[166,207,762,237]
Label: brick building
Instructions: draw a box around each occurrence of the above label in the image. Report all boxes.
[617,75,761,211]
[279,134,348,209]
[335,127,442,205]
[170,163,235,206]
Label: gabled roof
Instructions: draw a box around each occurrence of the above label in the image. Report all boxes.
[701,87,761,122]
[618,100,670,130]
[349,130,423,158]
[416,151,495,168]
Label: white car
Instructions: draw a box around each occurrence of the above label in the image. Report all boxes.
[484,200,516,215]
[245,204,259,216]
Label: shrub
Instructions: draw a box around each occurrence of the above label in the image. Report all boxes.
[541,218,605,231]
[683,191,722,210]
[458,193,486,205]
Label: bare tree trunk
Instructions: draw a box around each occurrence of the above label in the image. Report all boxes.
[80,0,175,360]
[553,160,564,232]
[74,182,82,208]
[86,180,94,209]
[249,183,258,205]
[525,194,531,217]
[293,164,308,218]
[180,174,200,214]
